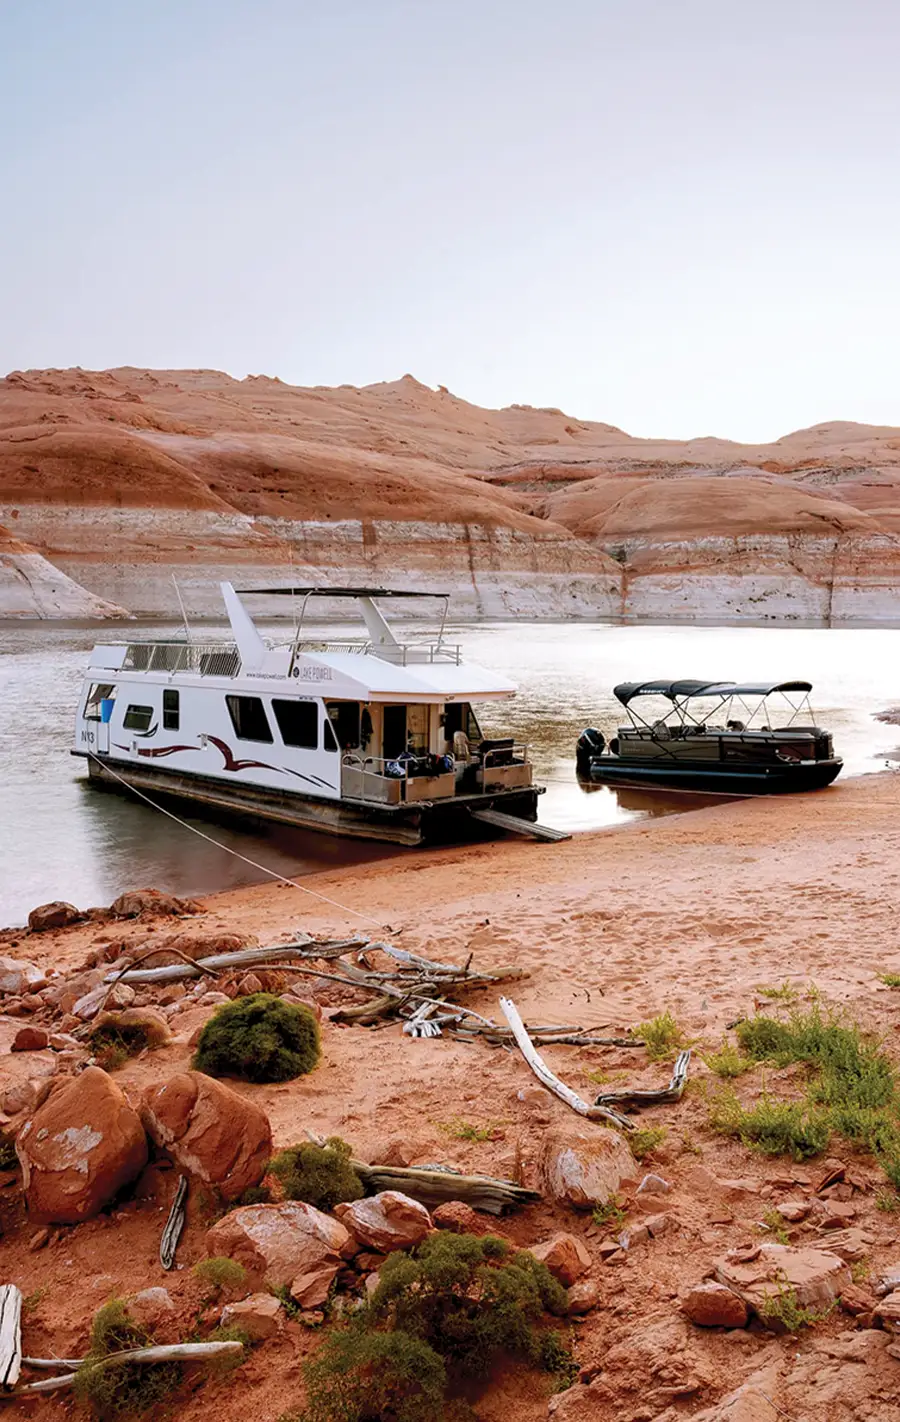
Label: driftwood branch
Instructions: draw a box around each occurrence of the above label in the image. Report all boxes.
[499,996,634,1131]
[8,1342,243,1397]
[160,1175,188,1270]
[353,1162,540,1214]
[595,1050,692,1108]
[0,1286,22,1390]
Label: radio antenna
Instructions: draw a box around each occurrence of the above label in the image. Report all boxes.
[172,575,193,645]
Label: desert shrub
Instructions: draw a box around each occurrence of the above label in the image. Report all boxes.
[755,981,798,1002]
[0,1129,17,1171]
[73,1299,182,1419]
[635,1011,687,1062]
[733,1008,900,1179]
[269,1137,364,1211]
[88,1021,156,1072]
[299,1328,447,1422]
[234,1183,272,1206]
[591,1195,626,1231]
[192,992,320,1083]
[192,1257,248,1294]
[880,973,900,987]
[757,1283,833,1332]
[708,1087,830,1160]
[367,1231,569,1380]
[705,1041,753,1078]
[627,1127,667,1161]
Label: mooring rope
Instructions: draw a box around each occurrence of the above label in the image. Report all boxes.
[87,753,394,930]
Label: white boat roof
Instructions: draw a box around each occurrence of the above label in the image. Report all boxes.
[296,651,516,701]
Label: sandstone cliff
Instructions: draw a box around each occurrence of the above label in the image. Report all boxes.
[3,366,900,621]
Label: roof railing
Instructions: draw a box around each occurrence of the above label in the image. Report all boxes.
[122,642,242,677]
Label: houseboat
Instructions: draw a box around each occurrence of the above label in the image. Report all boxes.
[73,584,542,845]
[576,679,842,795]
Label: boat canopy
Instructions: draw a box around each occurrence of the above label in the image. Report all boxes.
[614,680,813,706]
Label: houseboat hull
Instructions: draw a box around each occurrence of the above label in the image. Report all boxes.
[82,752,541,846]
[580,757,843,796]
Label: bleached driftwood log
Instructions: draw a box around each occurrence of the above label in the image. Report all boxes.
[499,996,634,1131]
[160,1175,188,1270]
[7,1342,242,1397]
[0,1286,22,1390]
[353,1163,540,1214]
[594,1049,692,1108]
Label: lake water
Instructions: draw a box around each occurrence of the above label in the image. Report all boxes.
[1,619,899,927]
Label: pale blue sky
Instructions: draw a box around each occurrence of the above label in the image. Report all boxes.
[2,0,899,440]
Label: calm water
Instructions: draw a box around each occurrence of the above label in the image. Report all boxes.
[1,619,898,927]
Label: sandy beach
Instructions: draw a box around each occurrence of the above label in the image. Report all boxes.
[4,774,900,1419]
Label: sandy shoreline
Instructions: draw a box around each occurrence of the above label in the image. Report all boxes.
[4,773,900,1419]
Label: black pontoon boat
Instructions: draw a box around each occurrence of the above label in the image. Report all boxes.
[576,680,842,795]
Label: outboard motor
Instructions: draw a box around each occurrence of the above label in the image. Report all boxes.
[576,727,605,776]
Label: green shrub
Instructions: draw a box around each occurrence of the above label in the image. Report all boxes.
[88,1021,157,1072]
[880,973,900,987]
[757,1283,833,1332]
[73,1299,182,1419]
[635,1011,687,1062]
[192,993,320,1083]
[708,1088,831,1160]
[367,1231,569,1380]
[628,1127,667,1161]
[300,1327,447,1422]
[269,1137,364,1212]
[192,1257,248,1294]
[591,1196,626,1231]
[755,981,798,1002]
[705,1041,753,1078]
[234,1183,272,1206]
[437,1118,501,1142]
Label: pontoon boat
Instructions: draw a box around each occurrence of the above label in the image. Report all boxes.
[73,584,542,844]
[576,680,842,795]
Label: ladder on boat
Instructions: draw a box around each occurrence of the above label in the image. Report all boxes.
[468,808,571,842]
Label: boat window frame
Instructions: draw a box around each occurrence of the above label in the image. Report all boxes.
[84,683,116,721]
[272,697,318,750]
[123,704,155,733]
[163,688,180,731]
[225,694,274,744]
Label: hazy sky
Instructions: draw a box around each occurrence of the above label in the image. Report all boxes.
[2,0,899,441]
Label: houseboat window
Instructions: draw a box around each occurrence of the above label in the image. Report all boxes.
[123,704,154,733]
[226,695,273,743]
[163,689,180,731]
[323,716,338,752]
[84,683,115,720]
[273,699,318,750]
[443,702,482,744]
[325,701,361,751]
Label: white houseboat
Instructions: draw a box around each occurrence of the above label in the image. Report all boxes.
[73,584,543,845]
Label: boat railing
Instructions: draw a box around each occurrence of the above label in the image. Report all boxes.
[121,642,242,677]
[292,638,462,666]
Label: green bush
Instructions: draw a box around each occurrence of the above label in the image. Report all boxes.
[269,1138,364,1212]
[367,1231,569,1379]
[635,1011,687,1062]
[708,1087,830,1160]
[73,1300,182,1419]
[192,993,320,1083]
[88,1021,157,1072]
[299,1328,447,1422]
[291,1232,573,1422]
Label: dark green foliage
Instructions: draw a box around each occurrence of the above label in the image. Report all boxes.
[269,1137,364,1211]
[367,1231,569,1380]
[234,1183,272,1206]
[0,1129,17,1171]
[300,1328,447,1422]
[292,1233,573,1422]
[73,1299,182,1419]
[192,992,320,1083]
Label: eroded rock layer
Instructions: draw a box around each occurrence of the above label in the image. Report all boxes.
[4,366,900,620]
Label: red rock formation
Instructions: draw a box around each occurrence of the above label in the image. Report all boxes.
[5,366,900,619]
